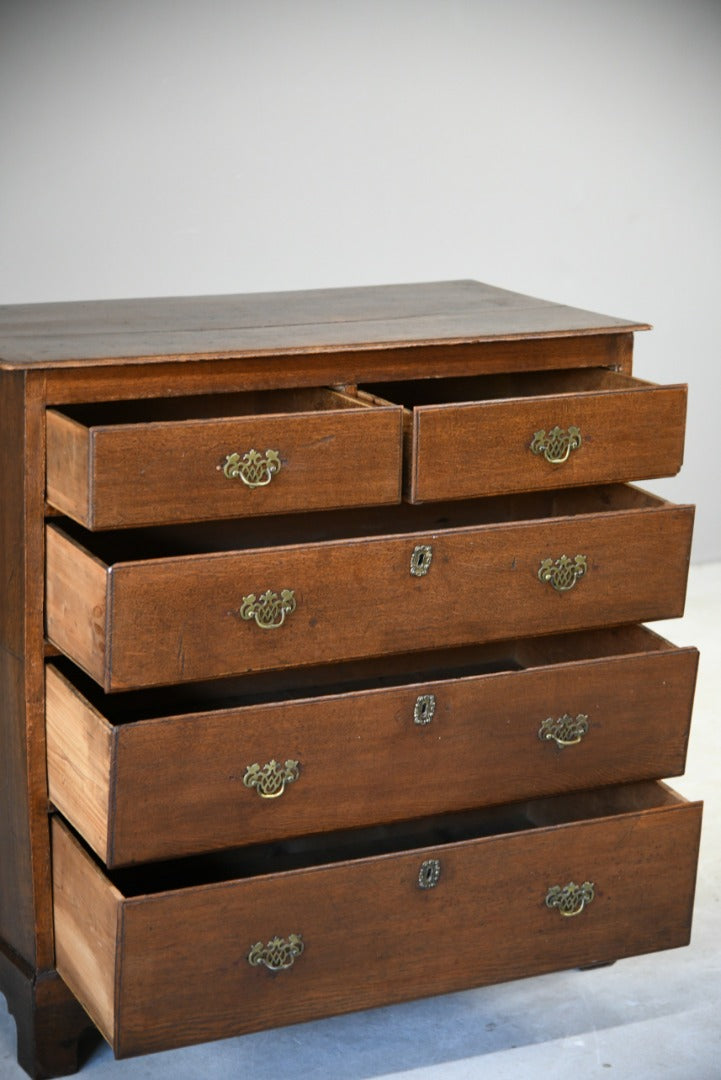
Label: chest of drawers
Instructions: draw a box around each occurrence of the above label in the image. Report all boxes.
[0,280,702,1076]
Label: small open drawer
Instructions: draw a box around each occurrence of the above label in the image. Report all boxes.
[52,781,702,1058]
[46,626,698,866]
[46,387,403,528]
[362,369,686,502]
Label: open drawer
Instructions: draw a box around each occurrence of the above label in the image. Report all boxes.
[45,486,694,691]
[46,387,403,528]
[52,781,702,1058]
[362,369,686,501]
[46,626,698,866]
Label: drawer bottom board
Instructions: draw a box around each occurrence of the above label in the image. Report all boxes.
[52,781,702,1059]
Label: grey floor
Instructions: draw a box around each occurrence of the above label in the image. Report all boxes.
[2,564,720,1080]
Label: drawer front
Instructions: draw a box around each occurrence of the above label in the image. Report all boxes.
[369,372,686,502]
[46,389,403,528]
[45,632,698,865]
[45,495,694,690]
[51,785,702,1057]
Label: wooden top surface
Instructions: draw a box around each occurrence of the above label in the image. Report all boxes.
[0,280,648,370]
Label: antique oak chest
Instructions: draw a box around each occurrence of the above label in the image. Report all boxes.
[0,280,702,1076]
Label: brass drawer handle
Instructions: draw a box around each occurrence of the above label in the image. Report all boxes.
[248,933,304,971]
[243,759,300,798]
[546,881,595,917]
[223,449,282,487]
[539,713,589,748]
[538,554,587,592]
[240,589,296,629]
[530,426,582,464]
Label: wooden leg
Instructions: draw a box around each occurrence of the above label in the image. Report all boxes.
[579,959,617,971]
[0,939,98,1079]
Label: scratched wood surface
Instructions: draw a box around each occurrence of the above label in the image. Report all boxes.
[0,280,648,369]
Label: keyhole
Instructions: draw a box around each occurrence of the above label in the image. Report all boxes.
[414,694,436,725]
[418,858,441,889]
[410,544,433,577]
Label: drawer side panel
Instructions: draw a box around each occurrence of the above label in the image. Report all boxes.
[46,409,91,524]
[51,819,120,1047]
[46,528,108,686]
[46,667,113,863]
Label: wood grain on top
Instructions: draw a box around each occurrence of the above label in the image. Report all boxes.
[0,280,649,370]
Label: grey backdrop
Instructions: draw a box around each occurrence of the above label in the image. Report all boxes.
[2,0,720,559]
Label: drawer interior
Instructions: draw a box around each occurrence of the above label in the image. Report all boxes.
[363,367,647,407]
[49,624,679,723]
[87,780,687,898]
[52,483,666,562]
[50,387,367,426]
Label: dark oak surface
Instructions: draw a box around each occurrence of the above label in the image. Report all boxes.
[0,281,648,369]
[1,371,90,1078]
[0,371,55,969]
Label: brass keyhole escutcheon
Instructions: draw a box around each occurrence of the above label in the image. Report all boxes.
[414,694,436,726]
[410,544,433,577]
[418,859,441,889]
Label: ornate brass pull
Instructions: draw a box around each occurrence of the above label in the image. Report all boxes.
[539,713,589,748]
[546,881,595,917]
[240,589,296,629]
[223,449,281,487]
[243,759,300,798]
[530,426,582,464]
[538,554,587,592]
[248,933,304,971]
